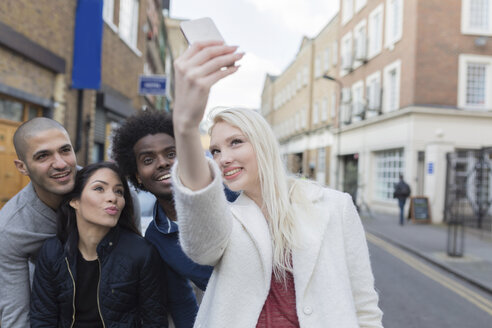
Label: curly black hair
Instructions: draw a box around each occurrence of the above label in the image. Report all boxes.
[111,109,174,191]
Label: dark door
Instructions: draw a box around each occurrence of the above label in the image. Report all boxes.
[343,155,359,205]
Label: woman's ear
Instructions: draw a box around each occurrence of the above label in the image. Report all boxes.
[69,199,80,210]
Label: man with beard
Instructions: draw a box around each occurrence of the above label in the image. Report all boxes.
[112,110,213,328]
[0,117,77,327]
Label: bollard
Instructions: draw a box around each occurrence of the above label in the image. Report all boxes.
[446,220,465,257]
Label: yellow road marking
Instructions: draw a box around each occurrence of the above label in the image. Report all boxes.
[366,232,492,316]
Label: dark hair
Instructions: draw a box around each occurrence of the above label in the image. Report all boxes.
[111,109,174,191]
[57,162,139,255]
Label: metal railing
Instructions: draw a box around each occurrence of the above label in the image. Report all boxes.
[444,147,492,256]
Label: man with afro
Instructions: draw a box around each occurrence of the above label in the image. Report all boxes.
[112,109,212,328]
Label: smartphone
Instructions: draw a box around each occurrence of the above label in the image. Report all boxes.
[180,17,225,44]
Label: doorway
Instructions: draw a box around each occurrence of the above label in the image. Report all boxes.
[0,96,42,208]
[343,154,359,205]
[0,119,29,208]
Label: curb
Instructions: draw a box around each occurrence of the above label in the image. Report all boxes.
[365,226,492,295]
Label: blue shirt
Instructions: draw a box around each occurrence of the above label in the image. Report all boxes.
[145,202,213,328]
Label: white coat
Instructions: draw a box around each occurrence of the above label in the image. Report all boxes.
[172,160,383,328]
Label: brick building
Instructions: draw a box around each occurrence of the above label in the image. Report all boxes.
[262,0,492,222]
[0,0,165,208]
[262,15,340,182]
[161,16,189,110]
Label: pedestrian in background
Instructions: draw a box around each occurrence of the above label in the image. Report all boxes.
[31,162,167,327]
[393,175,411,226]
[170,40,383,328]
[112,110,212,328]
[0,118,77,327]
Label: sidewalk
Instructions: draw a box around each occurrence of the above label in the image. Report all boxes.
[361,211,492,294]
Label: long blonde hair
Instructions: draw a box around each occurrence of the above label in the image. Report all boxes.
[210,108,300,280]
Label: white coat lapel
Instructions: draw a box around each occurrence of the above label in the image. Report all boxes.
[292,187,330,298]
[230,193,273,285]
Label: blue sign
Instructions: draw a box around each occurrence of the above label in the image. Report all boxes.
[139,75,167,95]
[427,162,434,174]
[72,0,103,89]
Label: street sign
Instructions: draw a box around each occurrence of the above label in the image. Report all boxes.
[138,75,166,95]
[427,162,434,174]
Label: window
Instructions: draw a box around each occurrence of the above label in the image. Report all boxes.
[355,0,367,13]
[324,47,331,71]
[332,41,338,66]
[340,32,353,74]
[466,63,487,105]
[458,54,492,110]
[0,96,42,122]
[342,0,354,25]
[321,97,328,122]
[331,91,337,119]
[351,81,364,122]
[312,102,319,125]
[368,4,383,58]
[374,149,405,201]
[383,60,401,113]
[366,71,381,118]
[301,107,307,128]
[103,0,115,25]
[302,66,309,86]
[297,71,302,90]
[341,88,352,124]
[385,0,403,47]
[462,0,492,35]
[119,0,139,48]
[315,56,322,78]
[0,98,23,122]
[295,112,300,131]
[354,20,367,65]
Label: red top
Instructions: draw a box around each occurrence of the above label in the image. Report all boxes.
[256,271,300,328]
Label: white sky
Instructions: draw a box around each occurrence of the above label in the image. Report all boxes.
[170,0,339,112]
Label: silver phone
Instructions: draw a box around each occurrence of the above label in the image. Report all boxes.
[180,17,225,44]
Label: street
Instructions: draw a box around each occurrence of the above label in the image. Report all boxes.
[368,233,492,328]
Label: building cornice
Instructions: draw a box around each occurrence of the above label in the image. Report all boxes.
[339,106,492,133]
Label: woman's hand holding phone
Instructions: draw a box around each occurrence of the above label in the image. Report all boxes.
[173,18,244,130]
[173,42,244,130]
[172,19,243,191]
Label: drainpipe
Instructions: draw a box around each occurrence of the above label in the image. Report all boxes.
[75,89,83,154]
[84,113,91,165]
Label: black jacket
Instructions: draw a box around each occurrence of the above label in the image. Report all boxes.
[393,180,411,200]
[31,227,168,327]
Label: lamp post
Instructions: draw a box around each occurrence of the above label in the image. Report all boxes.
[323,74,343,191]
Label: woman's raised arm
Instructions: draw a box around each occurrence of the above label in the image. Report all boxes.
[172,41,243,190]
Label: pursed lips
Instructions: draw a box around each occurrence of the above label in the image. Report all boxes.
[105,206,119,215]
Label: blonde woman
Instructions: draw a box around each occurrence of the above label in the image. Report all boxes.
[171,41,383,328]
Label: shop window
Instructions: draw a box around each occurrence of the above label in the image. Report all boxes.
[374,148,405,201]
[0,96,42,122]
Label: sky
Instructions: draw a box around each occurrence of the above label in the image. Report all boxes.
[170,0,339,112]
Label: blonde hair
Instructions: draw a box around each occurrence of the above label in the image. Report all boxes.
[209,107,301,281]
